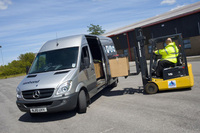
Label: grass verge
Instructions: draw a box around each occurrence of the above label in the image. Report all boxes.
[0,73,26,79]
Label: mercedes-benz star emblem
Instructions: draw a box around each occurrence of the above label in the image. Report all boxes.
[33,90,40,99]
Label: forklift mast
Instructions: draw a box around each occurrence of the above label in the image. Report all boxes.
[133,28,149,86]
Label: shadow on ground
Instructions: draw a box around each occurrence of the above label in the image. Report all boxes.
[103,87,144,96]
[18,110,76,123]
[91,86,144,104]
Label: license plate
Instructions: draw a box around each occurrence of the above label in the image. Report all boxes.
[30,108,47,113]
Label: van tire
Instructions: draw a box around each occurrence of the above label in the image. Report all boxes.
[77,90,87,113]
[111,79,118,88]
[111,81,118,87]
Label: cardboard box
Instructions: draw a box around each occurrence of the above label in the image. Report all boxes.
[109,57,129,77]
[94,63,103,79]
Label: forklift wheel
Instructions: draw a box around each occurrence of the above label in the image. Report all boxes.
[144,83,158,94]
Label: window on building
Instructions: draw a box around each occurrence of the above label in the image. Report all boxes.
[183,39,191,49]
[148,45,152,54]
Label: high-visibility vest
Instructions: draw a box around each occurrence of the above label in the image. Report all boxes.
[155,42,179,63]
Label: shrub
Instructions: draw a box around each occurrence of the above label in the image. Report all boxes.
[0,52,35,77]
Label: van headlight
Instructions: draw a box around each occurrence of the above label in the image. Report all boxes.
[16,87,22,99]
[56,81,72,96]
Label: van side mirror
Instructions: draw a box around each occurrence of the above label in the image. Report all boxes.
[26,66,30,74]
[84,57,90,68]
[80,57,90,71]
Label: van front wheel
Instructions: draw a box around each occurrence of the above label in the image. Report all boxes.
[77,90,87,113]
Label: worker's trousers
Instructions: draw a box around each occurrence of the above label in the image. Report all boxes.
[156,60,175,77]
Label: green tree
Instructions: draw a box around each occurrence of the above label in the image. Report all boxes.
[0,52,36,77]
[18,52,35,64]
[87,24,105,35]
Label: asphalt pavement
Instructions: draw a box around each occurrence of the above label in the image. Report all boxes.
[0,60,200,133]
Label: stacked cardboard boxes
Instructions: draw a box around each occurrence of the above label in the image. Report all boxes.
[94,63,104,79]
[109,57,129,77]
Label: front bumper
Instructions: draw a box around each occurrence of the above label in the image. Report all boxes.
[16,93,78,113]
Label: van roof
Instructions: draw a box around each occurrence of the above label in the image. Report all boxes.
[39,34,110,53]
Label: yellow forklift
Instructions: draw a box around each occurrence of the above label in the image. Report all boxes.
[131,28,194,94]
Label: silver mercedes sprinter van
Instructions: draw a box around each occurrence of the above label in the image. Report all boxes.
[16,34,118,115]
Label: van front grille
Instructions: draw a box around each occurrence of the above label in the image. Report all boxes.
[24,102,53,108]
[22,88,54,99]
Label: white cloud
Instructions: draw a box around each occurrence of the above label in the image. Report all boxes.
[0,15,85,38]
[170,4,186,11]
[161,0,176,5]
[0,0,12,10]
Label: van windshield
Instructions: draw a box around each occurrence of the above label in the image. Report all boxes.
[29,47,79,74]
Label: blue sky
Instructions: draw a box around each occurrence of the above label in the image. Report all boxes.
[0,0,199,65]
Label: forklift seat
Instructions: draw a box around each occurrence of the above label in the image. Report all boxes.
[163,65,186,80]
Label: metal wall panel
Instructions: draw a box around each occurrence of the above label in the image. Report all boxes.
[149,12,200,38]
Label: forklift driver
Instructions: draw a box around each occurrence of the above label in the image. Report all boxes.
[153,38,179,78]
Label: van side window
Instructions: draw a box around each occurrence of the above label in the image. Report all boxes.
[81,46,90,69]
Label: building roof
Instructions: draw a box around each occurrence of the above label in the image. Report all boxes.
[103,1,200,37]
